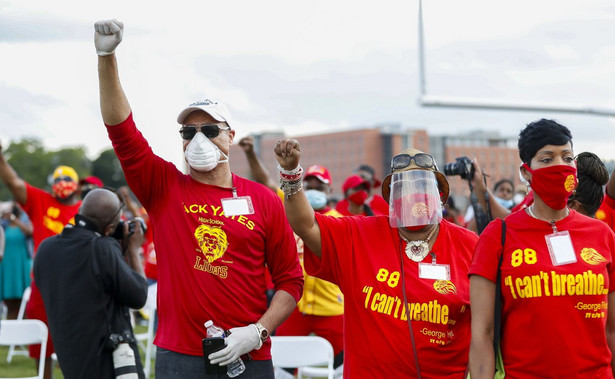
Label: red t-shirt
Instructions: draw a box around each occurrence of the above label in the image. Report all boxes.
[304,215,478,378]
[106,114,303,359]
[511,190,533,213]
[22,184,81,252]
[596,194,615,232]
[367,194,389,215]
[336,195,389,216]
[469,210,615,378]
[143,241,157,280]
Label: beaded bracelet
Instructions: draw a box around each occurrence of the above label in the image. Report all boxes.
[280,173,302,182]
[280,178,303,197]
[278,164,302,176]
[278,164,303,182]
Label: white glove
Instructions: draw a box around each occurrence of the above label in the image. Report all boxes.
[94,19,124,56]
[208,324,261,366]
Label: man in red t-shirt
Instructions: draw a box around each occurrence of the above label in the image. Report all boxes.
[95,19,303,378]
[0,149,81,379]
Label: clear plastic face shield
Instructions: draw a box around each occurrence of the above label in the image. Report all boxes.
[388,170,442,228]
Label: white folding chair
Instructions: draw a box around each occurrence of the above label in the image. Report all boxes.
[0,319,48,379]
[6,286,31,362]
[270,336,334,379]
[135,282,157,377]
[300,363,344,379]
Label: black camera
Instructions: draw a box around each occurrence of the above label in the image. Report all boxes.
[443,156,475,180]
[105,330,135,350]
[111,217,147,241]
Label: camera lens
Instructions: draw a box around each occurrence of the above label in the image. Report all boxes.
[443,162,460,176]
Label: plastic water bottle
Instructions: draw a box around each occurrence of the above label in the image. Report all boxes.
[205,320,246,378]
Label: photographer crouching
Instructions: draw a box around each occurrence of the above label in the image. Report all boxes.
[34,188,148,378]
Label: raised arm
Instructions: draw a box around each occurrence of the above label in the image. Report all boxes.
[470,159,510,219]
[0,142,27,205]
[274,139,322,257]
[239,136,278,193]
[94,19,132,125]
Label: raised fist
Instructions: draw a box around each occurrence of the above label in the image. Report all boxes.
[274,139,301,171]
[94,19,124,56]
[238,136,255,153]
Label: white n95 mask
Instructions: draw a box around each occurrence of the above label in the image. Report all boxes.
[184,132,228,172]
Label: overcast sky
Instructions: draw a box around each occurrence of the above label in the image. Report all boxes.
[1,0,615,170]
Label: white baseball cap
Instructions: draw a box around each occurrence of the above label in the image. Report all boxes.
[176,99,232,127]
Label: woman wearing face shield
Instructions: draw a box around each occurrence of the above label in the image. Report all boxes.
[469,119,615,378]
[275,140,479,378]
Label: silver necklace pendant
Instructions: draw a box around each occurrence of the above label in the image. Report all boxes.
[405,240,430,262]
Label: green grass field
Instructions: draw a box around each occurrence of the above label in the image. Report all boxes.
[0,324,154,378]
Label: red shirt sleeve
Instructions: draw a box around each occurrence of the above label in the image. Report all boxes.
[468,218,505,283]
[605,191,615,210]
[304,213,366,286]
[105,113,177,211]
[263,192,304,302]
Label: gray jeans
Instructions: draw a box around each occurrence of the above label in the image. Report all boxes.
[155,347,275,379]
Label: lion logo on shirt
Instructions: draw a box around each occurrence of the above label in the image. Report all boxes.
[580,248,606,265]
[195,224,229,262]
[412,202,429,217]
[564,174,577,192]
[433,280,456,294]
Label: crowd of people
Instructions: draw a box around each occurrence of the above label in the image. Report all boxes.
[1,17,615,379]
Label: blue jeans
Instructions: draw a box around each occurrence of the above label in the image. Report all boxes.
[155,347,274,378]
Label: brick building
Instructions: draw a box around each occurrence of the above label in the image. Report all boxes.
[229,127,520,210]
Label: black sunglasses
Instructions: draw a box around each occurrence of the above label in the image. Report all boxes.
[53,176,74,184]
[179,124,230,140]
[391,153,436,171]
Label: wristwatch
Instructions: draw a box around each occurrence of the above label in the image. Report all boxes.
[254,323,270,344]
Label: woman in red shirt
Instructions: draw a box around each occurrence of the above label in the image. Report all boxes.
[275,141,478,378]
[469,119,615,378]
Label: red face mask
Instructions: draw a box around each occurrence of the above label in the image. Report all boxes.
[391,192,440,230]
[522,163,577,210]
[52,180,78,199]
[348,190,368,206]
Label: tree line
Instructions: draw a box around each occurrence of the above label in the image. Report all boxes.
[0,138,126,200]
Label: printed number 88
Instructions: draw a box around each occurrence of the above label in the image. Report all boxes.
[511,248,537,267]
[376,268,400,288]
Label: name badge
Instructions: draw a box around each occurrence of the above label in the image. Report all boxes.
[221,196,254,216]
[418,263,450,281]
[545,231,577,266]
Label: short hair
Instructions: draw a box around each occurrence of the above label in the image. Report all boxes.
[568,152,608,216]
[493,178,514,193]
[80,188,122,232]
[356,164,375,177]
[518,119,573,164]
